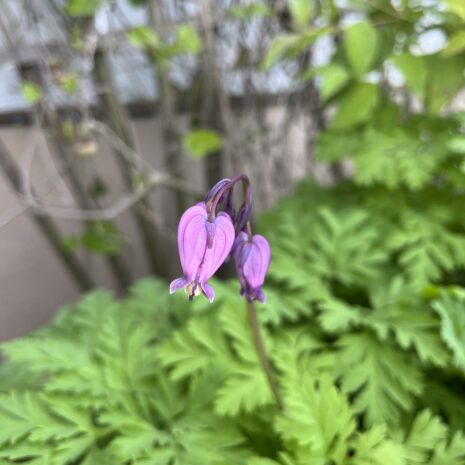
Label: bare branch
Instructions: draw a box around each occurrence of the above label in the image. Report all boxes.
[23,170,202,221]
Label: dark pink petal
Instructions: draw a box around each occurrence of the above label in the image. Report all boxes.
[255,287,266,304]
[234,233,270,303]
[243,234,270,289]
[199,212,235,282]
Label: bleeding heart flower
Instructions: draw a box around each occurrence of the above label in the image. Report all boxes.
[234,231,270,303]
[169,202,235,302]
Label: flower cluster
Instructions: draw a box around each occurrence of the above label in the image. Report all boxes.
[169,175,270,303]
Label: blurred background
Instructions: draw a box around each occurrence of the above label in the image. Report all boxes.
[0,0,463,340]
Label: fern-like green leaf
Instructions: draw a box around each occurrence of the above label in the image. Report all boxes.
[335,333,423,426]
[348,425,406,465]
[433,294,465,372]
[276,375,355,465]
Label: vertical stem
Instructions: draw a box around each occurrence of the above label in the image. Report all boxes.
[245,300,283,409]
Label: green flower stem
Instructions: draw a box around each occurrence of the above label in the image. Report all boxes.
[245,300,283,410]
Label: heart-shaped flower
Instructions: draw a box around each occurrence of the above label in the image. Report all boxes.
[234,231,270,303]
[169,202,235,302]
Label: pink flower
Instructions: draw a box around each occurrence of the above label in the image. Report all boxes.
[234,232,270,303]
[169,203,235,302]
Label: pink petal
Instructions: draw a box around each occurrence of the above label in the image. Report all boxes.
[199,212,235,282]
[169,277,188,294]
[243,235,270,289]
[177,204,208,281]
[202,282,215,303]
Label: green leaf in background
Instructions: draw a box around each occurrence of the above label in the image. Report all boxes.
[247,458,281,465]
[343,21,379,77]
[307,207,388,286]
[442,31,465,57]
[230,3,271,20]
[65,0,102,17]
[332,82,379,129]
[173,25,202,55]
[128,26,159,50]
[20,82,42,104]
[390,214,465,286]
[89,176,109,199]
[353,128,444,190]
[59,73,78,94]
[392,53,465,112]
[391,53,427,99]
[61,120,75,142]
[261,34,306,70]
[60,236,80,253]
[447,136,465,154]
[81,221,125,256]
[261,29,330,70]
[433,295,465,373]
[301,63,351,102]
[445,0,465,20]
[183,129,223,158]
[335,332,423,426]
[424,55,465,113]
[289,0,312,31]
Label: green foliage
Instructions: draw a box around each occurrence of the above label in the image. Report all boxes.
[5,2,465,464]
[20,82,42,104]
[183,129,223,158]
[433,294,465,373]
[302,64,350,102]
[230,3,272,20]
[128,26,159,50]
[343,21,379,77]
[81,221,125,255]
[276,374,355,464]
[442,31,465,57]
[261,28,331,70]
[65,0,102,17]
[331,83,379,129]
[289,0,312,31]
[58,73,78,94]
[173,25,202,55]
[128,24,202,60]
[4,167,465,463]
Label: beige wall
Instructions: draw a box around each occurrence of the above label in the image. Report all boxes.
[0,119,179,341]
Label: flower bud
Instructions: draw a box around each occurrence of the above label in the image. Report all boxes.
[234,231,270,303]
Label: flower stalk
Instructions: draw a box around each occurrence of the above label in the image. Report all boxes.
[169,174,282,408]
[246,300,283,410]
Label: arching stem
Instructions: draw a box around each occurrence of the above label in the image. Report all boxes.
[245,300,283,410]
